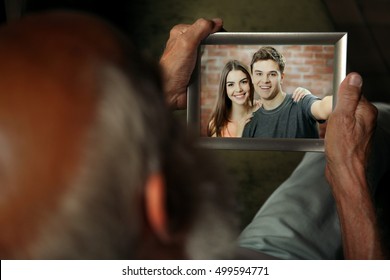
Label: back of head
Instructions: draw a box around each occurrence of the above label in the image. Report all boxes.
[0,11,236,259]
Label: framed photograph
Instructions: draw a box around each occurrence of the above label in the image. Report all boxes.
[187,32,347,152]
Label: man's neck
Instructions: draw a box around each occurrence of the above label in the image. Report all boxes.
[262,91,286,110]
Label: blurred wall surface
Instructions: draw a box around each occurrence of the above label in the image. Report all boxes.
[124,0,335,58]
[23,0,335,64]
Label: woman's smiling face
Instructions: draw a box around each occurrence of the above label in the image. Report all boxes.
[225,70,250,105]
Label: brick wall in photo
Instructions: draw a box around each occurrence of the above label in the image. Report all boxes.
[200,45,334,136]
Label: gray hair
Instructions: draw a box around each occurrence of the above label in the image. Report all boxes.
[26,61,238,259]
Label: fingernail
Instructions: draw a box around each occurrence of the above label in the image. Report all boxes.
[211,18,224,32]
[212,18,223,25]
[349,73,363,87]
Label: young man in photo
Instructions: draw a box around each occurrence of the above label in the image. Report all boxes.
[242,46,333,138]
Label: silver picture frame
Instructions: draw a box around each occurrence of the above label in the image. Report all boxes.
[187,32,347,152]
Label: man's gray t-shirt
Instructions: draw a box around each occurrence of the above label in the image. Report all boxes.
[242,94,320,138]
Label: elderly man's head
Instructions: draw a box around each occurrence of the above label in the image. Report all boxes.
[0,12,236,259]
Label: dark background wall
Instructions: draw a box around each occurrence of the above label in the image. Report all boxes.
[18,0,335,56]
[2,0,389,230]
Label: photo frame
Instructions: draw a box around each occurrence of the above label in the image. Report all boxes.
[187,32,347,152]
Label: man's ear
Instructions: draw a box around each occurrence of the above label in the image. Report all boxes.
[144,172,169,242]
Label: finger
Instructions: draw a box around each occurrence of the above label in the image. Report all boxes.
[169,23,191,38]
[292,87,299,99]
[356,95,378,126]
[297,91,305,101]
[181,18,223,46]
[292,88,302,101]
[210,18,224,33]
[334,72,363,115]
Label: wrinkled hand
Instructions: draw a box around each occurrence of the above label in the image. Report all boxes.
[324,72,384,260]
[160,18,223,110]
[325,72,378,179]
[292,87,311,102]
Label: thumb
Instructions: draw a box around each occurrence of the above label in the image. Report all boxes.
[334,72,363,115]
